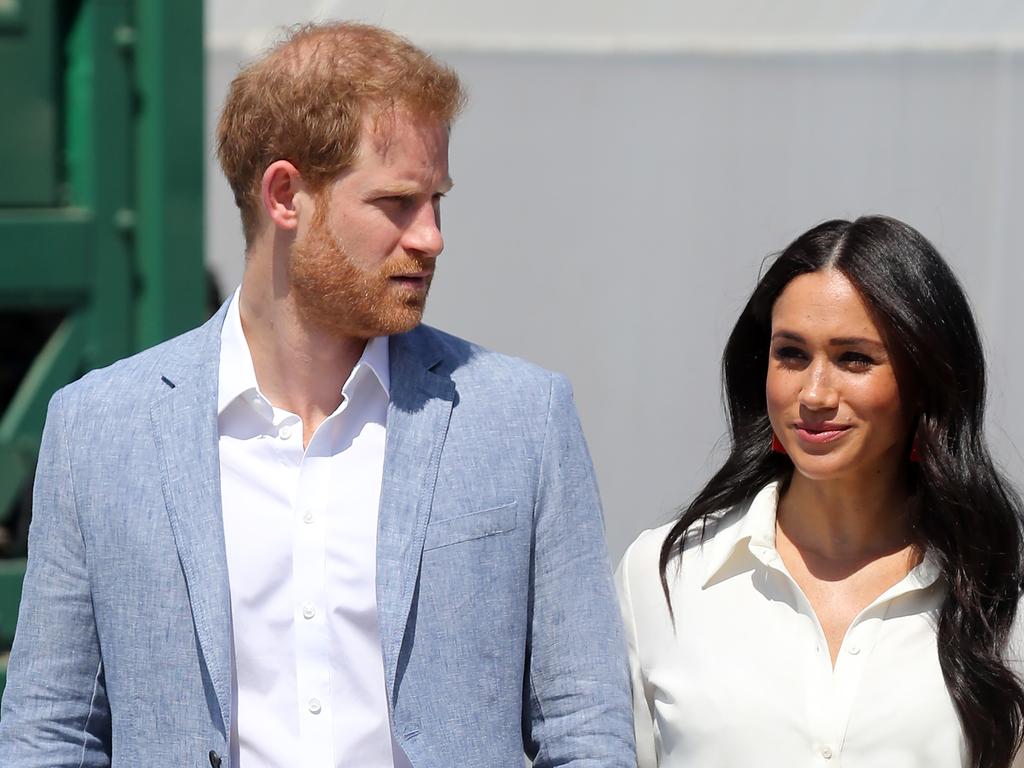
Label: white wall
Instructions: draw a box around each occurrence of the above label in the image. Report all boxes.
[206,3,1024,562]
[207,0,1024,52]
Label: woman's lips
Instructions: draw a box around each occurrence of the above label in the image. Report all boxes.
[794,424,851,444]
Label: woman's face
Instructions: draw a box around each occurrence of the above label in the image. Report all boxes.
[766,268,911,483]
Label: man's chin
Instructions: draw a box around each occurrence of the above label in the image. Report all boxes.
[375,314,424,337]
[319,307,425,340]
[374,298,427,336]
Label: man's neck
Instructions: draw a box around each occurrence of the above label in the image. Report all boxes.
[238,268,366,445]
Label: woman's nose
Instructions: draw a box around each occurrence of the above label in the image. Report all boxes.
[799,359,839,410]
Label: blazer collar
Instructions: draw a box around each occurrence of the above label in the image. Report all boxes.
[149,300,233,739]
[376,325,456,704]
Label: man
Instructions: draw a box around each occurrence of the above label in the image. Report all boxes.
[0,21,634,768]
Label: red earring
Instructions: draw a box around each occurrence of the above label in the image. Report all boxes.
[909,433,921,463]
[771,433,787,455]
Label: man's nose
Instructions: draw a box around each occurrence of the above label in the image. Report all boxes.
[403,202,444,258]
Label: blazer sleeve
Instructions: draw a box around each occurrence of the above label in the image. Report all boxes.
[615,540,658,768]
[0,390,112,767]
[521,373,636,767]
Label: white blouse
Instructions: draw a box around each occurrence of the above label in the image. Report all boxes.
[616,482,981,768]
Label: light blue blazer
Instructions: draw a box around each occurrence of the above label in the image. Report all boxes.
[0,304,634,767]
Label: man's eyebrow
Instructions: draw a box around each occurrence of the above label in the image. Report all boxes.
[369,177,454,196]
[369,182,418,197]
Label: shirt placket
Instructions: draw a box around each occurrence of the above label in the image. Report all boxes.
[754,546,849,767]
[286,413,335,768]
[827,609,885,758]
[757,544,939,767]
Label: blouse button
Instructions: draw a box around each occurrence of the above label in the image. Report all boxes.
[821,746,833,759]
[848,645,861,655]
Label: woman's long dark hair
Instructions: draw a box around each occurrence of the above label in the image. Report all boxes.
[659,215,1024,767]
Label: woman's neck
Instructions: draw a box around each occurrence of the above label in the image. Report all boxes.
[776,470,916,562]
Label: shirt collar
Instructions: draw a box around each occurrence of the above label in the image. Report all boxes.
[701,481,782,588]
[699,481,942,593]
[218,288,260,416]
[218,287,391,416]
[902,548,942,591]
[355,335,390,399]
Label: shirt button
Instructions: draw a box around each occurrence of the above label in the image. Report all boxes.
[821,746,833,759]
[302,510,314,524]
[848,645,861,655]
[308,698,322,715]
[279,425,292,440]
[302,603,316,620]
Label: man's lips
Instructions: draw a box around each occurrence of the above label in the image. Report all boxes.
[794,423,851,444]
[389,271,432,287]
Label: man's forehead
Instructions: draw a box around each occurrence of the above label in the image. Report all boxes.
[359,108,449,159]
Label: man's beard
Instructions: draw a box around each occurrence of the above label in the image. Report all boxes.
[287,206,433,340]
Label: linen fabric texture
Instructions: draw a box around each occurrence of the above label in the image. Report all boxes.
[0,301,634,768]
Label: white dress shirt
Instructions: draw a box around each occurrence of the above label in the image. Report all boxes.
[218,290,407,768]
[616,482,979,768]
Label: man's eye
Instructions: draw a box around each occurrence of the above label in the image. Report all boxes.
[379,195,413,208]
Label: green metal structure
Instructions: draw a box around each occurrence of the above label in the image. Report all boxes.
[0,0,205,692]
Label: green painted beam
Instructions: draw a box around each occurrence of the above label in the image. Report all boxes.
[66,0,135,370]
[0,210,93,308]
[134,0,206,346]
[0,0,59,206]
[0,314,84,522]
[0,1,206,699]
[0,558,27,648]
[0,443,33,528]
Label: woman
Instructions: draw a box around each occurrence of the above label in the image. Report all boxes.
[617,216,1024,767]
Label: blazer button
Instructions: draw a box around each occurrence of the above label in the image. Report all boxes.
[209,750,222,767]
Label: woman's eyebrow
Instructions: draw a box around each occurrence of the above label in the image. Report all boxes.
[829,336,885,347]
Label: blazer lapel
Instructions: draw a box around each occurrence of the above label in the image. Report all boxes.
[377,328,455,701]
[149,307,232,738]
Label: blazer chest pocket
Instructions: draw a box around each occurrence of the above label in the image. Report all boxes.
[423,501,518,551]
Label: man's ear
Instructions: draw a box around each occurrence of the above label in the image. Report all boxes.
[260,160,309,232]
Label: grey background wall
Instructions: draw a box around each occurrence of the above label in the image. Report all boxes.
[206,2,1024,563]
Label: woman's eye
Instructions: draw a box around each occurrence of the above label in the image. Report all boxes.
[840,352,875,369]
[773,346,807,365]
